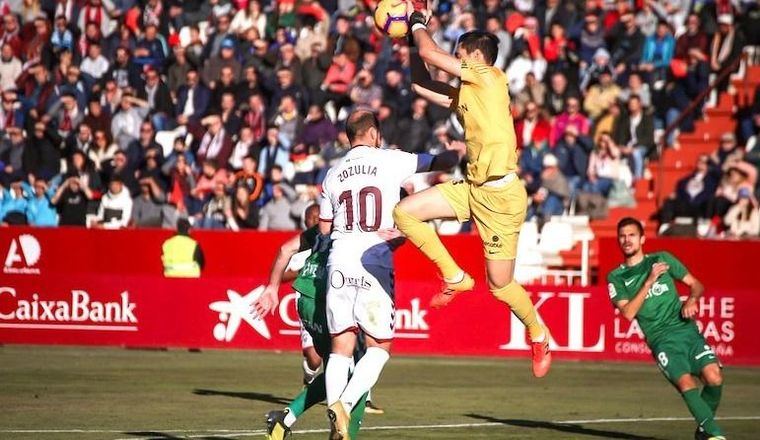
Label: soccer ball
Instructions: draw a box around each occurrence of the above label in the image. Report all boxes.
[374,0,409,39]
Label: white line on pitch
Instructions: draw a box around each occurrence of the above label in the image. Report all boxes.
[4,416,758,438]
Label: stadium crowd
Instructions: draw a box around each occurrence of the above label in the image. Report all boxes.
[0,0,759,237]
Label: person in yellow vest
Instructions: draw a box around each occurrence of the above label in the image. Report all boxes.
[162,218,204,278]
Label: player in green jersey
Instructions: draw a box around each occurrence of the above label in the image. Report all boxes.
[253,205,368,440]
[608,217,725,440]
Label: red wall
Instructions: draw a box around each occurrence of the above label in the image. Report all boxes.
[0,227,758,365]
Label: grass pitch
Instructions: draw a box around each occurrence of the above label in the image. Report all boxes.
[0,345,758,439]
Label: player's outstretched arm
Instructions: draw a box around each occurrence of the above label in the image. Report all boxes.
[254,234,301,316]
[616,262,669,321]
[408,5,461,78]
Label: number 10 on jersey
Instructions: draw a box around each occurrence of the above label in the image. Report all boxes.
[338,186,382,232]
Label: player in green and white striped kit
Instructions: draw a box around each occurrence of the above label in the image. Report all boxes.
[608,217,725,440]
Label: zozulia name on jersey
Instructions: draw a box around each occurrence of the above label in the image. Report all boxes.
[337,164,378,182]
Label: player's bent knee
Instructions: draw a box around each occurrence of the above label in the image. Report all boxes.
[703,365,723,386]
[392,204,417,229]
[676,374,698,392]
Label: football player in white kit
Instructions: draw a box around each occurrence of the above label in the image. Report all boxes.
[318,110,459,439]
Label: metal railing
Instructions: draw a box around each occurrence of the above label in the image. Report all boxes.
[655,51,750,205]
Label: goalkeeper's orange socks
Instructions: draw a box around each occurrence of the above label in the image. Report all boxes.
[392,205,463,281]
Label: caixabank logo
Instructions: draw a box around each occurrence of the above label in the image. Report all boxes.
[4,234,41,275]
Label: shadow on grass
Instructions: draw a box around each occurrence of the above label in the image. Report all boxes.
[465,413,661,439]
[193,388,291,405]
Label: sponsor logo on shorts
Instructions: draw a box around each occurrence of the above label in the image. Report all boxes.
[330,270,372,290]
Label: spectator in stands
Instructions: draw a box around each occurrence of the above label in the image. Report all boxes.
[0,126,26,180]
[258,183,296,231]
[516,101,550,151]
[196,114,233,166]
[176,70,211,127]
[349,69,382,112]
[94,175,133,229]
[230,184,259,229]
[232,155,264,202]
[585,132,633,200]
[80,42,110,81]
[111,91,150,151]
[131,177,168,228]
[579,14,606,67]
[0,178,30,225]
[711,132,742,167]
[485,16,511,71]
[514,72,546,111]
[52,176,92,226]
[26,122,61,180]
[316,52,356,121]
[66,150,102,193]
[708,159,758,224]
[0,91,23,134]
[0,43,22,92]
[25,179,58,226]
[258,125,291,180]
[271,95,302,149]
[584,68,621,120]
[197,181,235,229]
[139,67,174,131]
[527,153,569,221]
[608,11,644,78]
[89,130,118,171]
[640,21,675,85]
[203,40,242,93]
[675,14,709,61]
[619,73,651,109]
[554,125,593,199]
[545,72,579,117]
[550,96,590,146]
[710,14,746,90]
[724,188,760,237]
[658,154,719,226]
[297,105,337,150]
[507,45,547,96]
[579,48,613,93]
[614,95,655,179]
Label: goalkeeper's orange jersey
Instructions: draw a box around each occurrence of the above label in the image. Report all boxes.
[456,60,517,185]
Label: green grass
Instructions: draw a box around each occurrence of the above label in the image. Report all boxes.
[0,346,758,439]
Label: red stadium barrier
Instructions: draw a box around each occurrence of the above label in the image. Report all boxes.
[0,227,758,365]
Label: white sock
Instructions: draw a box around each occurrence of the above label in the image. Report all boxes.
[325,353,352,405]
[283,410,297,428]
[339,347,390,412]
[302,358,320,384]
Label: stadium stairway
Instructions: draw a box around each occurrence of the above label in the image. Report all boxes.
[589,64,760,241]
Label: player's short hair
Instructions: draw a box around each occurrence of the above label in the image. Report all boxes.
[617,217,644,236]
[345,110,379,144]
[458,30,499,65]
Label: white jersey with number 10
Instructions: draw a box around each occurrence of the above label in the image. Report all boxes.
[319,145,418,269]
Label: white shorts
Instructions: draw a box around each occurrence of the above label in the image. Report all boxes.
[326,264,395,341]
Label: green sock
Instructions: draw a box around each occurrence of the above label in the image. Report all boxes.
[682,389,723,436]
[287,373,326,418]
[701,384,723,413]
[348,392,368,439]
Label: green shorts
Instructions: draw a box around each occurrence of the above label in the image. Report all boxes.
[650,328,721,383]
[297,293,330,359]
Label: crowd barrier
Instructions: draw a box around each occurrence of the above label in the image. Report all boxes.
[1,227,758,365]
